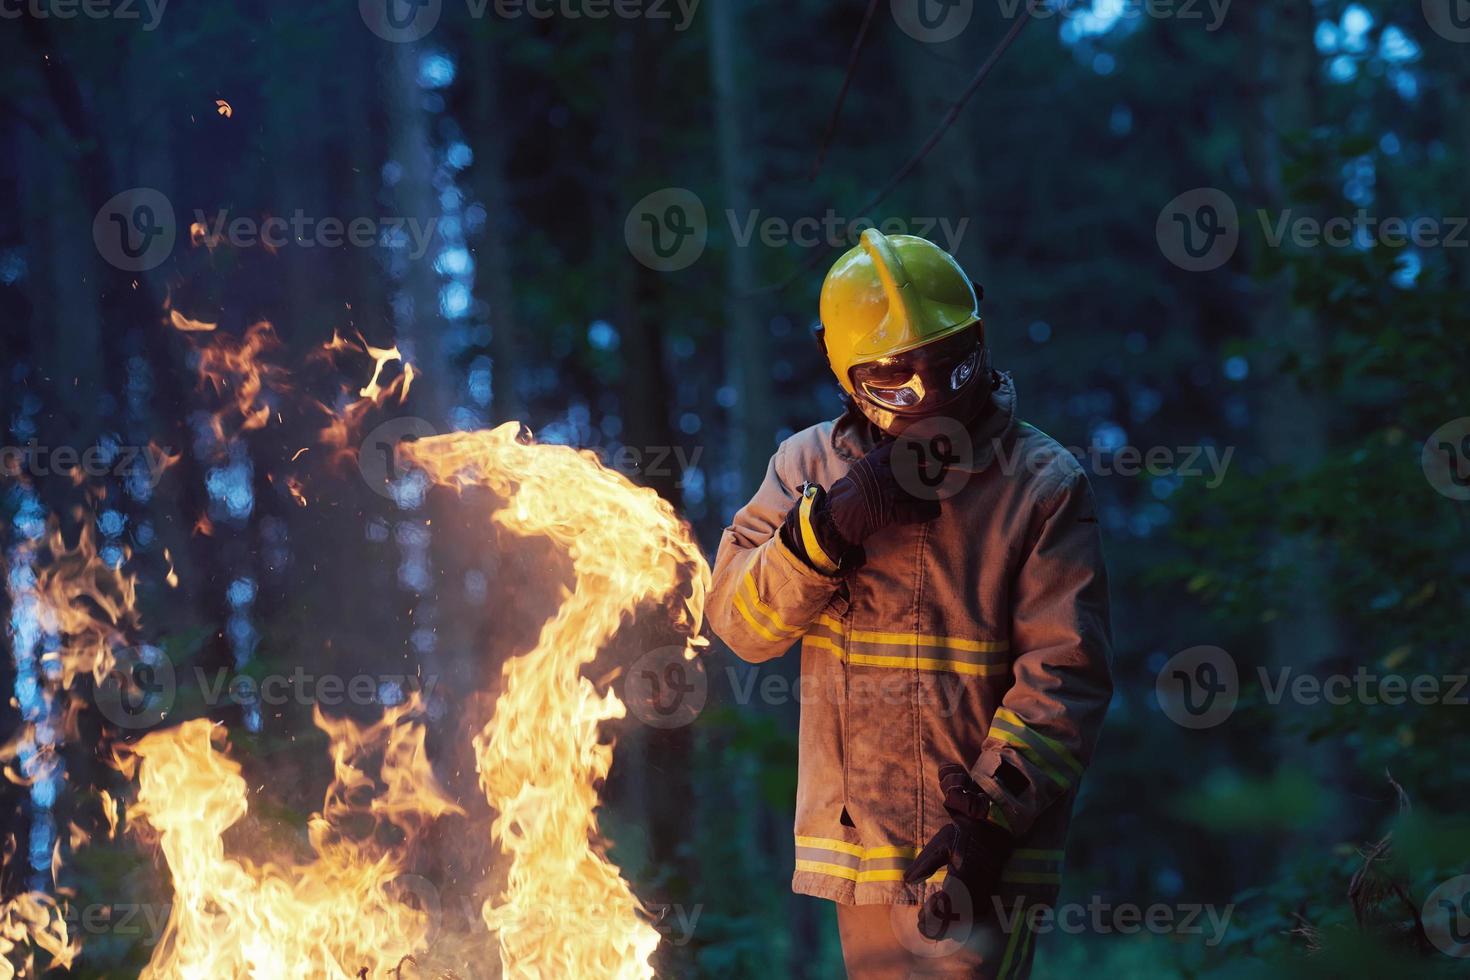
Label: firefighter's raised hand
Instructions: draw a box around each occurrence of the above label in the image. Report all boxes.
[903,763,1012,935]
[827,439,941,545]
[779,440,941,574]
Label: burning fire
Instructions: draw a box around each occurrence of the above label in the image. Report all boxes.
[6,284,708,977]
[402,422,709,978]
[125,701,461,979]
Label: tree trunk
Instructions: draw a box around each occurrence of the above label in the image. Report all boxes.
[711,0,776,503]
[467,27,526,426]
[1240,3,1346,807]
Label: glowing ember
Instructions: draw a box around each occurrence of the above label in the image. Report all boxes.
[184,320,289,442]
[316,332,415,465]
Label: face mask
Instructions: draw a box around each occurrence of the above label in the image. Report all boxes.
[849,330,986,421]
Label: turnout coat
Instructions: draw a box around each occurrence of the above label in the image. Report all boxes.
[709,375,1113,919]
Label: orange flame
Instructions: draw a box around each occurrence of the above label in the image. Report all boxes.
[401,422,709,978]
[187,320,289,444]
[30,520,139,690]
[127,698,462,979]
[2,415,707,978]
[317,332,415,464]
[0,893,78,979]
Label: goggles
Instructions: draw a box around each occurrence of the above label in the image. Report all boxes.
[848,329,983,416]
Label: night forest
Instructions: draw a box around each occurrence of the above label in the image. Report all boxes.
[0,1,1467,977]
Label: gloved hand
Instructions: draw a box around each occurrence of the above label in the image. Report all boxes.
[828,439,942,546]
[903,763,1013,937]
[780,440,941,574]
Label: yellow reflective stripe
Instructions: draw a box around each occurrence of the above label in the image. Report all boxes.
[798,488,840,574]
[846,652,1004,676]
[795,836,864,857]
[996,908,1031,980]
[856,869,905,883]
[740,567,801,636]
[861,845,917,859]
[845,627,1008,653]
[989,727,1072,789]
[732,589,790,644]
[795,859,859,881]
[994,707,1083,776]
[1014,917,1037,978]
[804,616,1007,675]
[802,634,843,657]
[1014,848,1063,861]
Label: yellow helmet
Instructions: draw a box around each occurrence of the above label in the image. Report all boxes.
[818,229,981,397]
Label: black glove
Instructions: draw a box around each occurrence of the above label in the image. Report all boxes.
[780,441,941,573]
[828,439,942,545]
[903,763,1013,938]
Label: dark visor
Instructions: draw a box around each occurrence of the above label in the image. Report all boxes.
[848,328,981,415]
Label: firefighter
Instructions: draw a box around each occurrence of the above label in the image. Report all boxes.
[708,229,1113,978]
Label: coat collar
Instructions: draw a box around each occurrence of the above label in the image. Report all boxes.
[829,371,1018,472]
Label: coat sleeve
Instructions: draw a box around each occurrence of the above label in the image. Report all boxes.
[971,468,1114,838]
[707,443,844,663]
